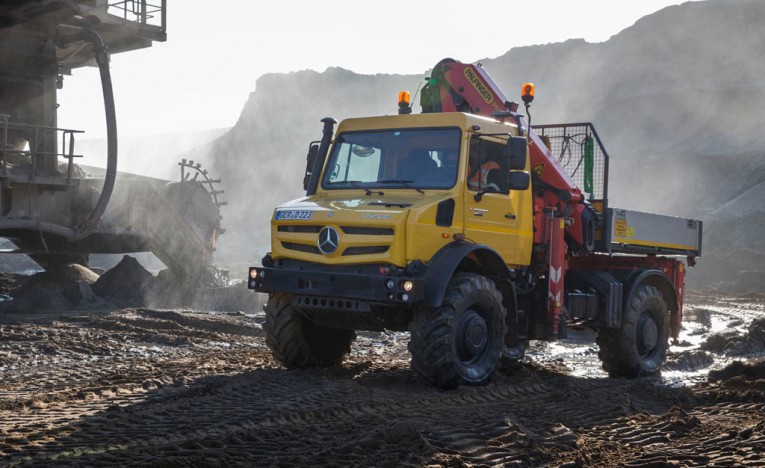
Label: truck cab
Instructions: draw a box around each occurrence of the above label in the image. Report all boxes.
[269,113,532,270]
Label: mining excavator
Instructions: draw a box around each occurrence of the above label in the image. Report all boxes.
[0,1,223,280]
[249,58,701,388]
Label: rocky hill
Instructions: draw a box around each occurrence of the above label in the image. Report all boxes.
[192,0,765,291]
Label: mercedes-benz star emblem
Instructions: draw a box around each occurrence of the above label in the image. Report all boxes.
[317,226,339,255]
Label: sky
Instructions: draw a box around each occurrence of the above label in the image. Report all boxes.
[57,0,696,140]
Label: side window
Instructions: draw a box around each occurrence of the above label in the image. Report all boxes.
[467,138,508,193]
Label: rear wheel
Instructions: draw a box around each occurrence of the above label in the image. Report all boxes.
[408,273,506,389]
[264,293,355,368]
[596,285,670,377]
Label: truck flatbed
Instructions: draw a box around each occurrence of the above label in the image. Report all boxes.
[599,207,702,257]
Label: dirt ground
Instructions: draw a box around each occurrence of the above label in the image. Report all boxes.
[1,288,764,467]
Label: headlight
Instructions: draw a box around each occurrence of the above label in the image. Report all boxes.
[401,280,414,292]
[249,269,259,279]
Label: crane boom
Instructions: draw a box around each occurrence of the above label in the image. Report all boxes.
[421,58,597,253]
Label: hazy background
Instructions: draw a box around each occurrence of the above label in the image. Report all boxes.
[58,0,693,139]
[58,0,764,293]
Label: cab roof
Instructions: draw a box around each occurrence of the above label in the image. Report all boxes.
[336,112,522,136]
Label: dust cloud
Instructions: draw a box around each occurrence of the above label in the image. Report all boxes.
[75,128,229,181]
[180,0,764,294]
[7,1,762,293]
[7,0,754,296]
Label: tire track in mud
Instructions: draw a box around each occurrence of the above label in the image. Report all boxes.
[556,400,765,466]
[2,370,552,465]
[0,307,270,461]
[1,351,688,466]
[418,375,683,467]
[2,295,764,466]
[549,359,765,467]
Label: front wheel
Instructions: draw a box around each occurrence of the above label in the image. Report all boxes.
[408,273,506,389]
[264,293,355,368]
[596,285,670,377]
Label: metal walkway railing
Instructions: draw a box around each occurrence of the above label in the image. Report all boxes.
[108,0,166,32]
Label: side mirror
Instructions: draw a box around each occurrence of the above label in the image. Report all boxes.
[505,136,527,170]
[508,171,530,190]
[303,143,319,191]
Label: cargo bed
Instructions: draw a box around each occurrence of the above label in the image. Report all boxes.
[598,208,702,257]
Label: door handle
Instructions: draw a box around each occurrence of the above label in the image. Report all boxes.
[505,212,516,219]
[471,208,488,217]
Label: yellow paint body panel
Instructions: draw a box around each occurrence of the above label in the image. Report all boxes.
[271,113,533,268]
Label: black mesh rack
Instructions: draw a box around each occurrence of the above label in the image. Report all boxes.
[532,123,609,211]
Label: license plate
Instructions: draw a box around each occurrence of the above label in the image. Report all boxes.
[275,210,313,220]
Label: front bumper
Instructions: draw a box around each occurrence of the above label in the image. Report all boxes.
[248,263,425,305]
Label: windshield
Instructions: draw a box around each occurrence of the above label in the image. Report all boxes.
[321,127,460,190]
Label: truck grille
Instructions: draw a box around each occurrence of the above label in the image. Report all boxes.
[278,224,395,258]
[278,225,393,235]
[282,242,390,256]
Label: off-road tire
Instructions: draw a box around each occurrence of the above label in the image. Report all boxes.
[264,293,355,368]
[596,285,670,377]
[408,273,506,389]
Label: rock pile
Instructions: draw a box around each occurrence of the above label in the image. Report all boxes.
[0,255,260,314]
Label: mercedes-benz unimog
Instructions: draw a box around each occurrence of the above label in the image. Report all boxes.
[249,59,701,389]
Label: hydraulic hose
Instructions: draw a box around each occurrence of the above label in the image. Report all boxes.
[60,27,118,240]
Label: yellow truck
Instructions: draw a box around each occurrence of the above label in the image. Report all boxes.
[249,60,701,388]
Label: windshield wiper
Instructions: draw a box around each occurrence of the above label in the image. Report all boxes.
[377,179,425,194]
[343,180,383,196]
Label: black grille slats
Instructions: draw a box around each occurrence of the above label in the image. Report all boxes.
[279,224,394,256]
[277,225,322,233]
[340,226,394,236]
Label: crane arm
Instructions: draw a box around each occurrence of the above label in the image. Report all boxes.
[421,58,595,252]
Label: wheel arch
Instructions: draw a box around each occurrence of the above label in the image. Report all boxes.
[620,269,680,338]
[423,242,518,340]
